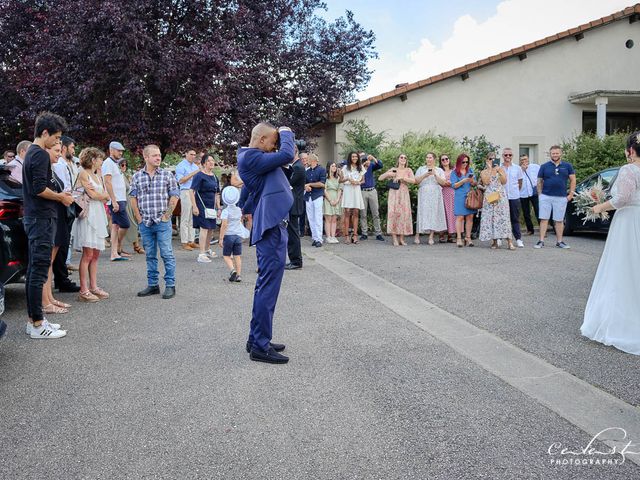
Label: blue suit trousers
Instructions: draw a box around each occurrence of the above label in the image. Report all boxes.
[248,223,288,351]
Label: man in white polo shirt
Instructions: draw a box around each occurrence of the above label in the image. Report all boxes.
[502,147,524,248]
[102,141,130,261]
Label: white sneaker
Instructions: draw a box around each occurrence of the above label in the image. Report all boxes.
[516,239,524,248]
[206,249,218,258]
[30,321,66,339]
[26,319,61,335]
[197,254,212,263]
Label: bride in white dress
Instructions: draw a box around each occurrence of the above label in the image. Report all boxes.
[581,131,640,354]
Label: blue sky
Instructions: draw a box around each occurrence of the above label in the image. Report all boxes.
[322,0,631,100]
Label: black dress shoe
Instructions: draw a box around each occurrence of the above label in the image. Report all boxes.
[314,241,322,248]
[162,286,176,299]
[57,283,80,293]
[250,346,289,364]
[285,263,302,270]
[137,285,160,297]
[246,342,286,353]
[376,234,385,241]
[311,240,318,247]
[360,234,368,240]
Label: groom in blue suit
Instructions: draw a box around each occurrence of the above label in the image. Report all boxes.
[238,122,295,364]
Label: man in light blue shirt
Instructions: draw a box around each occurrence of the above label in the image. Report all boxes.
[175,149,200,249]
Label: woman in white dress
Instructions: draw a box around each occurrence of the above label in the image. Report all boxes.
[340,151,366,244]
[581,131,640,355]
[72,147,110,303]
[414,152,447,245]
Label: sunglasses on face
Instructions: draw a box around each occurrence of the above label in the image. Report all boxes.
[504,154,513,157]
[442,158,449,161]
[399,156,407,159]
[461,160,469,164]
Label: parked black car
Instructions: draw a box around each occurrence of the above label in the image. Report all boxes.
[564,166,620,235]
[0,166,28,318]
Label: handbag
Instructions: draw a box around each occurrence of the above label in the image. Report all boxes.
[386,181,400,190]
[465,187,484,210]
[197,192,217,219]
[71,173,90,219]
[486,191,501,204]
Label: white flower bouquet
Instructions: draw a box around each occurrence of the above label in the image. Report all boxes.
[572,178,610,224]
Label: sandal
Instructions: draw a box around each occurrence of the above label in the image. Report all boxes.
[52,299,72,308]
[491,241,498,249]
[352,235,359,244]
[457,239,464,248]
[78,290,100,303]
[43,303,68,314]
[118,250,132,258]
[133,244,145,254]
[465,237,474,247]
[428,237,435,245]
[90,287,110,299]
[507,241,516,251]
[414,237,421,245]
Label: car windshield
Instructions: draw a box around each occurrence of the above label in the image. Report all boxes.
[599,169,617,190]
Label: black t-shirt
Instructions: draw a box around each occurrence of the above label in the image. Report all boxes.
[22,144,57,218]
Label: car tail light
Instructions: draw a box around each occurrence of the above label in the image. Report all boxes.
[8,260,21,267]
[0,201,22,220]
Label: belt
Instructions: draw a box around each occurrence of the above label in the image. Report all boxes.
[362,187,376,192]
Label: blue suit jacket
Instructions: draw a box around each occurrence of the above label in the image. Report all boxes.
[237,130,295,244]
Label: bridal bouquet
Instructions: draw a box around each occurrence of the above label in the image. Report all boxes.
[572,179,610,224]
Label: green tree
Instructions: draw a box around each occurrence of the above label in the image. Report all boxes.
[339,119,387,159]
[561,132,627,181]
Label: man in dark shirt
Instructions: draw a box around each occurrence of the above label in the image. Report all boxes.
[359,152,385,241]
[23,112,74,339]
[304,153,326,247]
[285,148,306,269]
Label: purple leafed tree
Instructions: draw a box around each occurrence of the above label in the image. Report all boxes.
[0,0,376,155]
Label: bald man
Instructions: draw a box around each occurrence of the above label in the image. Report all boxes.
[238,122,295,364]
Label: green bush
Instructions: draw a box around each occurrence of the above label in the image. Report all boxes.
[339,119,387,158]
[561,132,628,182]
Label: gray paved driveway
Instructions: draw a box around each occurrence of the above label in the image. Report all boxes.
[0,235,637,479]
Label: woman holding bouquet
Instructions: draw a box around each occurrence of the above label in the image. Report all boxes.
[581,131,640,355]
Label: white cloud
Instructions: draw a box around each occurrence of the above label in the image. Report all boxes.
[359,0,632,100]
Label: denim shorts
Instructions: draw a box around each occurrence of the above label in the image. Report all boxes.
[223,235,242,256]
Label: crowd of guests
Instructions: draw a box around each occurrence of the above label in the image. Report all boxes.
[283,145,575,260]
[9,110,578,340]
[12,111,250,340]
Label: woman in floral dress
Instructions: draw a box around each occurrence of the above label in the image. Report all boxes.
[439,154,456,243]
[479,153,514,249]
[379,153,415,246]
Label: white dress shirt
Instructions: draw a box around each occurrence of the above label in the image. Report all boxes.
[519,164,540,198]
[504,164,524,200]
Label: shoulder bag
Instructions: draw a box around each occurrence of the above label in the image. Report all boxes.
[197,191,217,219]
[465,187,483,210]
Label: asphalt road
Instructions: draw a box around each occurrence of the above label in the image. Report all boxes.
[324,232,640,407]
[0,234,637,479]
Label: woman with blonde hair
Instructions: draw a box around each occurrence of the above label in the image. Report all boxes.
[72,147,110,302]
[379,153,415,246]
[414,152,447,245]
[478,152,514,249]
[323,161,343,243]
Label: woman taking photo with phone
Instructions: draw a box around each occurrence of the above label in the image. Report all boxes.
[439,154,457,243]
[450,153,477,247]
[414,152,447,245]
[478,152,514,249]
[379,153,415,246]
[340,151,366,244]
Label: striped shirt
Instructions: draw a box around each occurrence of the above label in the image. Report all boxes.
[130,167,179,226]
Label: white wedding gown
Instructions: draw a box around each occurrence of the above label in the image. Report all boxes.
[581,163,640,354]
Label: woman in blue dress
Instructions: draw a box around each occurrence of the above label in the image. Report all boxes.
[450,153,478,247]
[189,154,220,263]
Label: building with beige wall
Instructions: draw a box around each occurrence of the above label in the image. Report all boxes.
[314,4,640,166]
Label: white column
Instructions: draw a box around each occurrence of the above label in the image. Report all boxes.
[595,96,608,138]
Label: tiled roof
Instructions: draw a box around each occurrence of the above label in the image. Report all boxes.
[336,3,640,118]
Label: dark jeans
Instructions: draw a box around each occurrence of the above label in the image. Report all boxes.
[299,210,306,236]
[24,217,56,321]
[287,214,302,266]
[520,195,539,233]
[53,215,73,288]
[508,199,522,240]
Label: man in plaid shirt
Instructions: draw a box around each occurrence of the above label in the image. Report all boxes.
[130,144,180,299]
